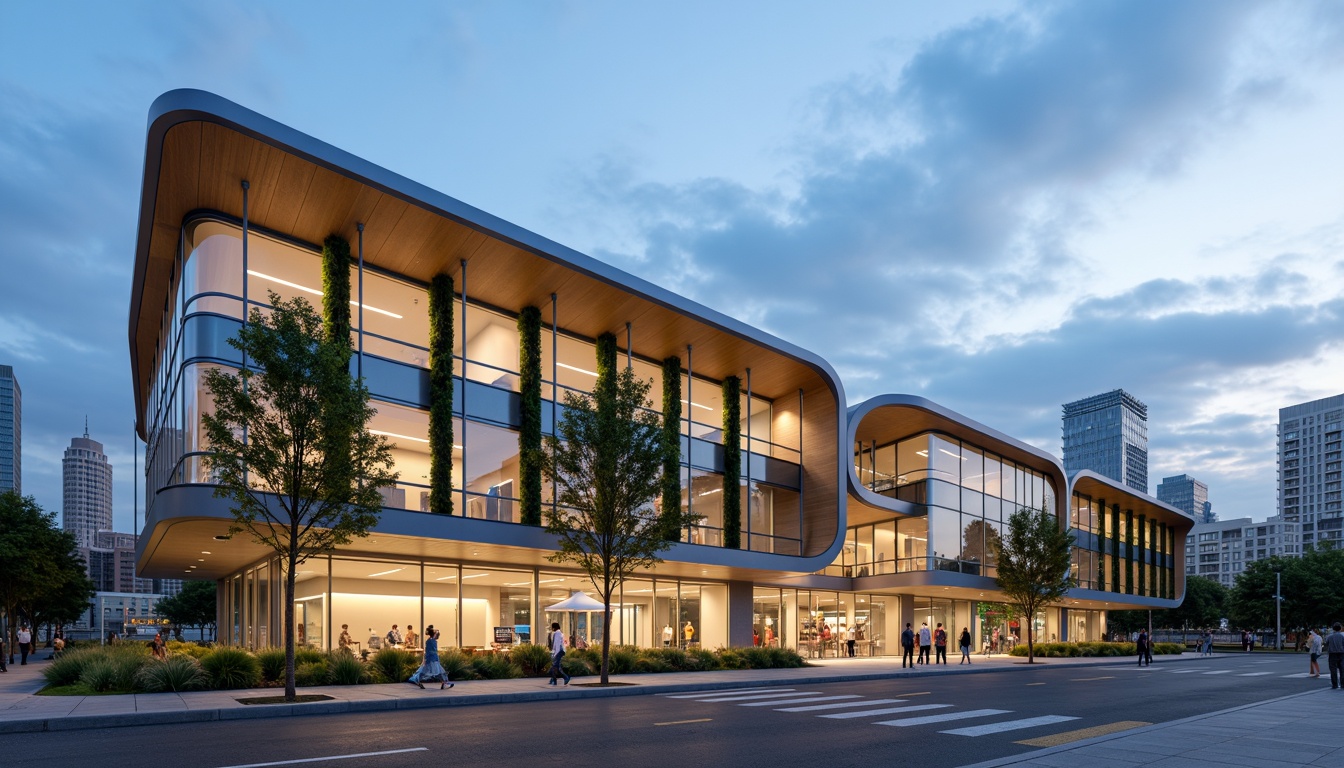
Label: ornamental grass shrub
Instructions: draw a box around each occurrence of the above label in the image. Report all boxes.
[509,643,553,676]
[470,654,523,680]
[294,661,330,687]
[437,650,478,682]
[294,647,327,667]
[327,652,367,686]
[369,647,419,684]
[166,640,212,660]
[44,648,96,687]
[135,655,210,692]
[1008,641,1182,657]
[201,647,262,689]
[255,648,287,683]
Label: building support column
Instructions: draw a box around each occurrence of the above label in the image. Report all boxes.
[727,580,754,648]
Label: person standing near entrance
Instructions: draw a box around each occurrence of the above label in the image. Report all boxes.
[1136,629,1150,667]
[934,623,948,665]
[1325,622,1344,689]
[918,622,932,664]
[846,624,856,657]
[549,622,571,686]
[1308,628,1322,678]
[959,627,972,665]
[900,623,915,668]
[17,625,31,665]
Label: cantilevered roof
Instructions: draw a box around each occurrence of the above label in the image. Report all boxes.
[1069,470,1195,532]
[129,89,843,437]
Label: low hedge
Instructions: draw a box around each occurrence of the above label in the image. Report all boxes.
[1008,641,1185,657]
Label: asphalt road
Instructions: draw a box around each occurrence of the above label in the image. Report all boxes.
[7,653,1326,768]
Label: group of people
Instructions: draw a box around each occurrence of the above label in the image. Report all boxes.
[1307,623,1344,688]
[899,622,974,667]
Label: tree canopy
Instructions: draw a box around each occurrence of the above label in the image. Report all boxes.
[542,333,699,684]
[0,490,93,660]
[1228,547,1344,632]
[157,580,218,639]
[993,504,1074,662]
[203,292,396,700]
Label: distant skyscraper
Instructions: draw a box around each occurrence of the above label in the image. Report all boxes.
[1062,389,1149,493]
[0,365,19,494]
[1185,515,1300,588]
[1156,474,1214,523]
[63,423,113,549]
[1278,394,1344,549]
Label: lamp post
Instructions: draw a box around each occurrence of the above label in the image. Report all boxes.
[1274,571,1282,651]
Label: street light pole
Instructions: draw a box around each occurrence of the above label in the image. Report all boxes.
[1275,571,1282,651]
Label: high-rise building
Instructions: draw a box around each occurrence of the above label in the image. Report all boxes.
[79,530,153,594]
[1277,394,1344,549]
[1062,389,1149,493]
[1156,474,1214,524]
[0,364,19,494]
[1185,515,1300,588]
[63,425,114,549]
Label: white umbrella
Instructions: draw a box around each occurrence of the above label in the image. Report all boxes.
[546,591,606,612]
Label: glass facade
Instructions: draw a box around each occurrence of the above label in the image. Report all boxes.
[1070,491,1176,600]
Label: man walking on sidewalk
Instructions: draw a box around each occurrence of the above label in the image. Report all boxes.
[17,625,32,665]
[901,623,915,668]
[934,623,948,665]
[1325,622,1344,690]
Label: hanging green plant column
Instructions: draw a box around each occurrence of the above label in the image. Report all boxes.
[321,235,353,357]
[660,356,683,542]
[517,305,543,526]
[428,273,455,516]
[721,375,742,549]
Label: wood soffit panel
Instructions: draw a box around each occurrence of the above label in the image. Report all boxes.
[134,115,839,431]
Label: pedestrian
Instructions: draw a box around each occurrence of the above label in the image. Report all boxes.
[17,625,31,665]
[1136,629,1150,667]
[959,627,972,665]
[992,627,1000,654]
[1325,622,1344,690]
[408,627,453,690]
[548,621,571,686]
[846,624,856,658]
[900,623,915,668]
[1308,627,1322,679]
[1145,631,1154,666]
[151,631,167,660]
[1,633,7,672]
[934,623,948,665]
[918,622,932,664]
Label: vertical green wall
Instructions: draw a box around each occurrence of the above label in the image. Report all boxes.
[428,274,455,516]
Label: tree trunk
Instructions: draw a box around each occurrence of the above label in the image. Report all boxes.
[284,553,297,701]
[1025,610,1035,663]
[600,603,612,685]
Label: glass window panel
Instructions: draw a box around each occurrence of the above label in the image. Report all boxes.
[896,435,932,484]
[930,508,960,570]
[688,470,724,546]
[982,455,1002,498]
[874,521,896,575]
[463,421,521,522]
[462,567,533,649]
[961,445,983,491]
[330,557,420,652]
[462,305,521,390]
[1000,462,1017,503]
[897,516,928,572]
[873,442,897,494]
[930,435,961,484]
[357,267,430,369]
[368,401,434,512]
[423,563,460,647]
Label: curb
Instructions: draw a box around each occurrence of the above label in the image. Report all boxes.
[0,654,1201,735]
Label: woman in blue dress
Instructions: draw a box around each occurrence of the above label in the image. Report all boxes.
[408,627,453,689]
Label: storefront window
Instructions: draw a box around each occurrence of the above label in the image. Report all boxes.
[463,421,521,522]
[292,559,328,650]
[330,558,420,654]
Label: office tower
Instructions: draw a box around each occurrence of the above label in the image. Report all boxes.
[1062,389,1149,493]
[1156,474,1213,523]
[63,423,114,548]
[0,364,19,493]
[1185,515,1300,588]
[1278,394,1344,548]
[80,531,153,594]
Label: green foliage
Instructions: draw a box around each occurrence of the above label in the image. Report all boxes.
[44,648,94,687]
[201,292,396,701]
[157,581,218,637]
[294,661,330,687]
[135,655,209,692]
[1007,641,1183,658]
[256,648,288,683]
[721,375,742,549]
[80,648,146,693]
[1229,547,1344,631]
[320,234,352,353]
[993,504,1075,662]
[518,305,544,525]
[438,649,478,682]
[561,654,594,677]
[294,647,326,667]
[659,356,683,543]
[428,273,455,516]
[201,647,262,689]
[166,640,212,659]
[1164,575,1227,629]
[369,647,419,683]
[471,654,523,679]
[0,491,94,656]
[543,342,698,684]
[508,643,553,676]
[327,652,367,685]
[606,645,640,674]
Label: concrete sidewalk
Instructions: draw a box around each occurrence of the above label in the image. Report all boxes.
[3,647,1336,768]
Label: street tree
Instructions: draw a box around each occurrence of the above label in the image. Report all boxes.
[542,332,699,684]
[0,491,93,661]
[157,580,218,641]
[203,293,396,701]
[993,504,1074,663]
[1229,548,1344,634]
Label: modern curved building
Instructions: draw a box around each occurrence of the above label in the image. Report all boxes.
[130,90,1191,655]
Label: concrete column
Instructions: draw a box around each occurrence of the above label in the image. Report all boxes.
[727,580,755,647]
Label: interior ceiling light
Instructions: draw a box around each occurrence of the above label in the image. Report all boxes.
[213,535,230,541]
[370,429,428,444]
[557,362,598,377]
[247,269,402,318]
[200,551,211,555]
[367,567,404,578]
[681,399,714,413]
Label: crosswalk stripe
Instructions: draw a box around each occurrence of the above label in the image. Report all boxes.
[685,691,820,703]
[663,688,793,698]
[776,698,907,713]
[739,695,859,707]
[940,714,1079,737]
[875,708,1011,727]
[1284,673,1312,678]
[1202,670,1232,675]
[820,704,950,720]
[1239,672,1274,677]
[1170,669,1198,673]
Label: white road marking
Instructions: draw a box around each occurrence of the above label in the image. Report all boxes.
[1284,673,1313,678]
[216,748,428,768]
[820,704,951,720]
[1202,670,1233,675]
[940,714,1079,737]
[1170,670,1198,674]
[683,691,821,703]
[776,698,907,712]
[1238,672,1275,677]
[660,687,785,697]
[739,695,859,707]
[664,689,796,700]
[875,708,1011,727]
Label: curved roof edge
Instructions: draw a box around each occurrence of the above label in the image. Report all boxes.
[129,89,846,441]
[845,393,1068,515]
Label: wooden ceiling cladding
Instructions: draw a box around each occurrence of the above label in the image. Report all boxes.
[134,116,835,431]
[1071,474,1194,532]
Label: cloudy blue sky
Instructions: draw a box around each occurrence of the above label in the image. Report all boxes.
[3,0,1343,531]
